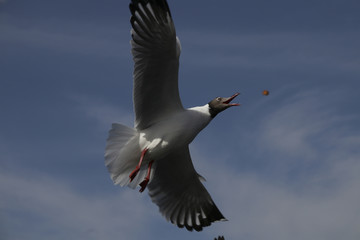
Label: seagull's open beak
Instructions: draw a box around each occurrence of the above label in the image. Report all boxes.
[223,93,240,106]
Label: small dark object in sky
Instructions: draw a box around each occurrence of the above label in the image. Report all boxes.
[214,236,225,240]
[262,90,270,96]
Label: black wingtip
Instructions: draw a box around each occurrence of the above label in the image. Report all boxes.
[214,236,225,240]
[129,0,172,18]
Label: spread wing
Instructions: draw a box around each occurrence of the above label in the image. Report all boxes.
[130,0,184,130]
[147,146,227,231]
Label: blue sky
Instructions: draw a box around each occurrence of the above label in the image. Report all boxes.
[1,0,360,239]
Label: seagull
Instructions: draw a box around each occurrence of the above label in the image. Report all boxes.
[105,0,239,231]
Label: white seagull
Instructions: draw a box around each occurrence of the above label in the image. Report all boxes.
[105,0,239,231]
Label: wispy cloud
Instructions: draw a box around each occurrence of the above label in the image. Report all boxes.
[179,30,360,73]
[190,88,360,240]
[69,94,134,130]
[256,89,360,167]
[210,160,360,240]
[257,90,340,159]
[0,168,153,240]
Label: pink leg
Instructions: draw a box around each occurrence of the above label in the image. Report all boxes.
[139,160,154,193]
[129,148,148,182]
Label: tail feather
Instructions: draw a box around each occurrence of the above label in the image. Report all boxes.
[105,123,140,187]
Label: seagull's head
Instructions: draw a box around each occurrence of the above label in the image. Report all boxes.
[208,92,240,118]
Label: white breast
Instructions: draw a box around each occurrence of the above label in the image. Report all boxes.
[138,104,212,160]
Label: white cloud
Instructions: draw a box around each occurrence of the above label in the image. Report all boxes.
[213,162,360,240]
[255,89,360,167]
[257,90,337,159]
[0,169,153,240]
[193,155,360,240]
[69,94,134,130]
[179,30,360,73]
[190,88,360,240]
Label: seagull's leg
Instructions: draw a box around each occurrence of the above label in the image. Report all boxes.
[139,160,154,193]
[129,148,148,182]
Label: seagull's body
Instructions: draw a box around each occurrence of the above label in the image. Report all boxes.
[105,0,239,231]
[139,106,211,159]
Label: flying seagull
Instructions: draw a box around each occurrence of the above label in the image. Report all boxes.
[105,0,239,231]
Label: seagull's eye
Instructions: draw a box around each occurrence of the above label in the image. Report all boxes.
[216,97,221,101]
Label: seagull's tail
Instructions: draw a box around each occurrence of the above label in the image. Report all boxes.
[105,123,141,187]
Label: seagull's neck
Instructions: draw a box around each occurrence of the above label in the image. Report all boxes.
[181,104,212,141]
[188,104,212,117]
